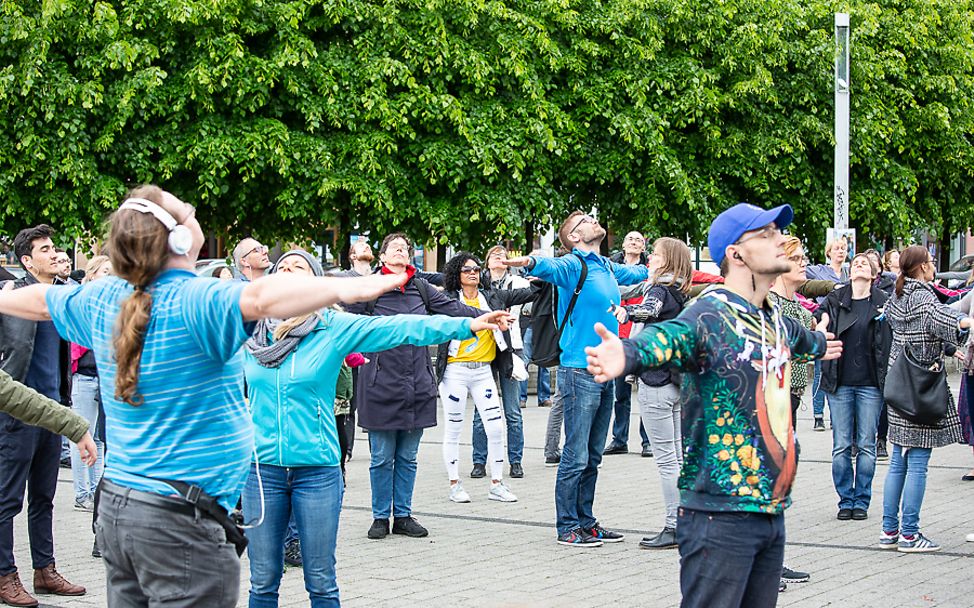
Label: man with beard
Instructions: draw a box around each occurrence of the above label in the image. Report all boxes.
[583,204,843,608]
[504,212,648,547]
[344,239,375,277]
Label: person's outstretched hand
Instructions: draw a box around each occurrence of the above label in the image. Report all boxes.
[471,310,514,333]
[815,313,843,361]
[501,257,532,268]
[585,322,626,383]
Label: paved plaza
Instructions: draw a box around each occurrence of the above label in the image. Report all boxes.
[14,378,974,607]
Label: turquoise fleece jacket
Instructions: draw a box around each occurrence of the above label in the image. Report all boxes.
[244,310,473,467]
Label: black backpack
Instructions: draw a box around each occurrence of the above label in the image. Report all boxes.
[530,253,587,368]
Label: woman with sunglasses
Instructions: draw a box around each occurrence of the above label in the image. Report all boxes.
[242,249,509,606]
[435,252,538,503]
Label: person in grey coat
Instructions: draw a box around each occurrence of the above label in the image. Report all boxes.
[880,246,973,554]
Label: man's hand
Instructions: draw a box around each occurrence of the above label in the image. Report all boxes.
[815,313,843,361]
[501,256,532,268]
[471,310,514,333]
[75,432,97,467]
[585,322,626,383]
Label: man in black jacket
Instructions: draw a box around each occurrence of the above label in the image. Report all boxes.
[344,233,480,541]
[0,225,85,606]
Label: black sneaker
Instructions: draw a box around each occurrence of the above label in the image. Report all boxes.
[641,445,654,458]
[837,508,853,520]
[639,527,677,549]
[851,508,868,521]
[367,518,389,539]
[876,441,889,461]
[392,516,428,538]
[509,463,524,478]
[470,463,486,478]
[91,539,101,558]
[557,528,602,548]
[779,580,787,593]
[59,457,71,469]
[284,538,302,567]
[545,455,560,467]
[586,525,624,543]
[602,443,628,455]
[781,566,809,583]
[813,418,825,432]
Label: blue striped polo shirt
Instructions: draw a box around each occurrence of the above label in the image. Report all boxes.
[46,269,255,511]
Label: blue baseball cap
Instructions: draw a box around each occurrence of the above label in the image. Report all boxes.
[708,203,794,266]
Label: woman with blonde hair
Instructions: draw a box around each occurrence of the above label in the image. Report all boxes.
[612,237,691,550]
[68,256,111,512]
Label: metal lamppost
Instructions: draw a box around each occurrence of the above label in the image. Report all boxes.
[834,13,850,231]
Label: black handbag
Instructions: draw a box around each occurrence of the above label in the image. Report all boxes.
[883,345,950,425]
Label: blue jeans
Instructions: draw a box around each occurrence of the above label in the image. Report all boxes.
[519,326,551,403]
[882,444,932,537]
[677,508,784,608]
[828,385,882,510]
[368,429,423,519]
[554,367,614,536]
[242,464,343,608]
[609,379,650,449]
[811,363,826,419]
[69,375,104,502]
[473,374,524,465]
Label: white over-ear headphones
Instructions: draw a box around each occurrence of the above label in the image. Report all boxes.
[119,197,194,255]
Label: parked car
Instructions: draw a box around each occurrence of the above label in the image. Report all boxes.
[195,258,235,279]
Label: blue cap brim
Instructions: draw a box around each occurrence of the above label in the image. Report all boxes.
[740,204,793,235]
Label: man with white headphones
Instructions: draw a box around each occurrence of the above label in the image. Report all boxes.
[0,224,85,606]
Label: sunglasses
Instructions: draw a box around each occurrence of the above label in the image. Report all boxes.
[461,266,482,274]
[569,215,594,235]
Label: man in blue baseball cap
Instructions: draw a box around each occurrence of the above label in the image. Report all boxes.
[583,203,843,608]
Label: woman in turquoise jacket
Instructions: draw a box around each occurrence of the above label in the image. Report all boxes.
[241,249,505,608]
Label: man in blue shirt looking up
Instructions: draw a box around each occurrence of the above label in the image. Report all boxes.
[505,211,648,547]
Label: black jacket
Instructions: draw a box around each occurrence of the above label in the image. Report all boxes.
[624,284,686,387]
[816,284,892,393]
[435,284,539,382]
[0,273,71,405]
[344,275,479,431]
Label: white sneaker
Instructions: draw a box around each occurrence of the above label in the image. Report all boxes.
[449,482,471,503]
[966,533,974,543]
[488,481,518,502]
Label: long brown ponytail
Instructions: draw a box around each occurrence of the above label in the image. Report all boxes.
[108,185,171,405]
[895,245,929,298]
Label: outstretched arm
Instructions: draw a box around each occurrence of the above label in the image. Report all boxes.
[0,284,51,321]
[586,320,697,383]
[239,273,407,321]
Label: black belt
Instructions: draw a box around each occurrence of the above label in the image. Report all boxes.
[100,479,200,519]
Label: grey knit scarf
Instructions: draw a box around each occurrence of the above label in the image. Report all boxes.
[245,314,320,368]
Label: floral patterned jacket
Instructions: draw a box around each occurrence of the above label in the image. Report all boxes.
[621,288,826,514]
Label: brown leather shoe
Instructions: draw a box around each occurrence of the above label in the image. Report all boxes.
[32,564,85,596]
[0,572,38,607]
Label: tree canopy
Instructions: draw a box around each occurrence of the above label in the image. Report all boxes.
[0,0,972,258]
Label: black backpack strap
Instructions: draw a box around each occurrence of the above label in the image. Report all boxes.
[414,277,434,315]
[555,253,588,336]
[364,299,377,316]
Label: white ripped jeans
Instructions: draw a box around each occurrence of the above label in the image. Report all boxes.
[439,363,506,481]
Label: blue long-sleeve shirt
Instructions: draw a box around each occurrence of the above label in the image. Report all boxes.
[528,249,648,368]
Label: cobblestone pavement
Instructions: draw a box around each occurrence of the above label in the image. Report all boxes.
[14,380,974,607]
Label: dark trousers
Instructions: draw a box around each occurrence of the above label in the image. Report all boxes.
[877,402,889,442]
[677,508,785,608]
[0,414,60,575]
[97,480,240,608]
[609,379,649,448]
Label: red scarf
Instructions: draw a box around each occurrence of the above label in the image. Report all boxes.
[381,264,416,292]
